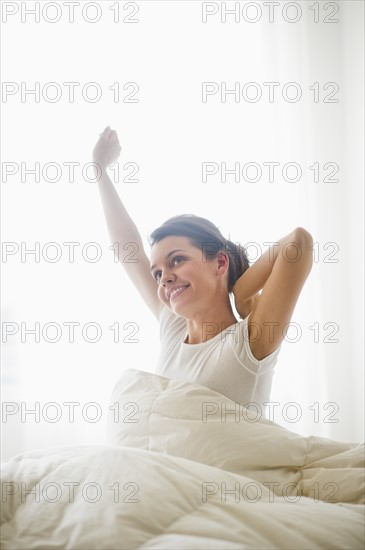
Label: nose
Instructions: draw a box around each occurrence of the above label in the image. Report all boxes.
[160,271,176,287]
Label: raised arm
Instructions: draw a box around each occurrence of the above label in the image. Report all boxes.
[92,127,163,320]
[232,228,313,360]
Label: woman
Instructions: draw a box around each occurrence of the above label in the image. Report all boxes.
[93,126,314,413]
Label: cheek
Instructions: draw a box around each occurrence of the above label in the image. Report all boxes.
[157,286,166,302]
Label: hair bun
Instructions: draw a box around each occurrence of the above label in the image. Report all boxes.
[225,240,235,251]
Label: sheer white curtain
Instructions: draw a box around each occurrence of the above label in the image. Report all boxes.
[251,2,364,442]
[301,4,364,443]
[1,1,363,460]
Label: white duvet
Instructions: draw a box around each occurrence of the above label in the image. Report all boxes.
[1,368,364,549]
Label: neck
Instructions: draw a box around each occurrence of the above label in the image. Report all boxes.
[184,303,238,345]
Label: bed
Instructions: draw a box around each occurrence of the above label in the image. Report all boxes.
[1,368,364,549]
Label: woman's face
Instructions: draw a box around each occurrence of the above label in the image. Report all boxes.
[149,236,229,316]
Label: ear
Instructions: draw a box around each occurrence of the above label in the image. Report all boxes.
[216,251,230,274]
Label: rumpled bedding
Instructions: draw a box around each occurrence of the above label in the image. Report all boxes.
[1,368,364,549]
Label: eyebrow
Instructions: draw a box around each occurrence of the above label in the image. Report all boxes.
[150,249,187,273]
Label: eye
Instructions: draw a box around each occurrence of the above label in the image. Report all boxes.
[172,255,185,266]
[153,256,185,282]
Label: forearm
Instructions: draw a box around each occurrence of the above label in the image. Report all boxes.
[94,166,143,249]
[233,228,311,303]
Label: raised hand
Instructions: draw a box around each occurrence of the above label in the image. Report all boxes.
[92,126,122,170]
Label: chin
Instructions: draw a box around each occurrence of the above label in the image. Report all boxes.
[169,300,185,312]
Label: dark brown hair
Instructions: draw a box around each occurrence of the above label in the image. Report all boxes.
[148,214,250,293]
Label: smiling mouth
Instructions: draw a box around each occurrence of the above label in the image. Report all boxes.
[170,285,190,301]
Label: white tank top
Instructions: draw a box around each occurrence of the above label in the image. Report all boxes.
[155,306,282,417]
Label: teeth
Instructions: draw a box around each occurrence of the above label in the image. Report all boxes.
[170,285,188,299]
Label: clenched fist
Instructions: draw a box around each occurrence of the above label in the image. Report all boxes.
[92,126,122,170]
